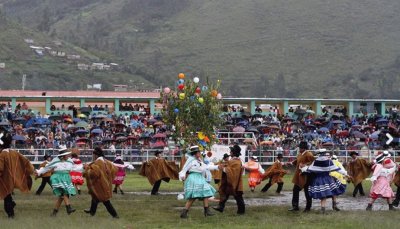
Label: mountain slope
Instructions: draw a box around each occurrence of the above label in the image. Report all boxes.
[2,0,400,98]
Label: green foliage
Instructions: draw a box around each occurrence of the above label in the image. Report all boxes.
[161,74,223,150]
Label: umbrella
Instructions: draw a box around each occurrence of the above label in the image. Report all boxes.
[48,115,62,120]
[92,114,107,119]
[12,117,26,122]
[246,128,259,133]
[115,123,127,128]
[332,120,343,124]
[306,110,315,114]
[0,121,10,126]
[151,141,166,148]
[241,112,252,118]
[12,135,26,141]
[102,137,113,142]
[75,121,88,128]
[153,133,167,138]
[147,119,158,124]
[306,125,317,129]
[351,125,362,129]
[73,118,81,123]
[24,127,39,133]
[64,118,73,123]
[75,129,89,134]
[376,118,388,123]
[260,140,274,145]
[33,118,51,125]
[93,141,103,145]
[233,126,245,133]
[243,139,254,144]
[370,131,380,140]
[103,118,115,123]
[267,125,280,130]
[252,120,261,126]
[282,117,294,122]
[237,120,249,126]
[77,114,87,118]
[116,136,127,142]
[252,114,263,118]
[351,131,367,139]
[91,129,103,134]
[153,121,164,126]
[336,130,349,137]
[318,127,329,132]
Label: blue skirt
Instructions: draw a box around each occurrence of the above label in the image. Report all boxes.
[184,172,216,200]
[309,173,344,199]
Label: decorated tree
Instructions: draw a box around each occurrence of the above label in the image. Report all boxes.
[161,73,223,151]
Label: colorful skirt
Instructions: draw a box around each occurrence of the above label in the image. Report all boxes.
[51,171,77,197]
[309,173,344,199]
[184,172,216,200]
[113,169,126,185]
[70,171,84,185]
[248,171,262,188]
[370,176,394,199]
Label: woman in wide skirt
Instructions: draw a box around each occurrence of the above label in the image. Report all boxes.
[178,145,218,218]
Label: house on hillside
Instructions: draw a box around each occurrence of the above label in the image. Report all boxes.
[0,63,5,69]
[77,63,89,70]
[29,45,44,56]
[67,54,81,60]
[113,84,128,92]
[91,63,110,70]
[50,50,66,57]
[24,38,34,44]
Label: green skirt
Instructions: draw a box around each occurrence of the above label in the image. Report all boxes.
[50,171,77,196]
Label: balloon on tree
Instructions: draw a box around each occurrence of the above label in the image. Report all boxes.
[161,73,223,150]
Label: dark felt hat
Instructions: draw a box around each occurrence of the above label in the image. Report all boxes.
[349,151,359,156]
[299,141,308,150]
[93,147,104,157]
[230,145,242,157]
[222,153,230,159]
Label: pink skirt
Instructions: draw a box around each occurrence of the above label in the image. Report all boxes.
[370,177,394,199]
[113,169,126,185]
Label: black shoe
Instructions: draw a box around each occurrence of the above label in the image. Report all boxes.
[204,207,215,217]
[392,200,399,207]
[237,212,245,215]
[366,204,372,211]
[303,208,311,213]
[51,209,58,217]
[288,207,300,211]
[151,192,160,195]
[120,190,124,195]
[212,206,224,213]
[78,190,81,195]
[113,215,120,219]
[66,205,76,215]
[389,204,396,211]
[180,209,189,219]
[84,209,95,216]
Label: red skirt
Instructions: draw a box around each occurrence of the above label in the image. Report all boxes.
[70,171,84,185]
[113,170,126,185]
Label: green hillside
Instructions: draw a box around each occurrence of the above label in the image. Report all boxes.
[2,0,400,98]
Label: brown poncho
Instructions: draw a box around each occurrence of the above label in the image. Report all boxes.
[393,168,400,187]
[292,150,315,188]
[84,158,117,202]
[139,158,179,185]
[218,158,243,196]
[346,158,372,186]
[0,149,34,199]
[263,160,287,184]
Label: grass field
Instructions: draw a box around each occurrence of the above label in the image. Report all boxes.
[2,172,397,229]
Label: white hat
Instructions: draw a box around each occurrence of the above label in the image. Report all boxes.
[332,155,338,160]
[250,156,258,161]
[57,146,71,157]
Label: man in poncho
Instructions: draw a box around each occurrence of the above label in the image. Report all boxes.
[139,151,179,195]
[346,151,372,197]
[83,147,119,218]
[0,128,34,218]
[289,141,315,212]
[261,153,287,194]
[213,144,245,215]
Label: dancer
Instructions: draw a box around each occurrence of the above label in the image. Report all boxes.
[392,164,400,207]
[83,147,119,218]
[261,153,287,194]
[0,128,34,218]
[211,153,229,184]
[113,154,128,195]
[139,151,179,195]
[36,146,76,216]
[35,154,53,195]
[288,141,315,212]
[70,152,84,195]
[347,151,372,197]
[304,150,346,214]
[179,145,218,218]
[329,155,348,211]
[213,144,245,215]
[243,156,264,192]
[366,153,397,211]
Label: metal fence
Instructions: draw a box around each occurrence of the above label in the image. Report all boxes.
[14,147,398,166]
